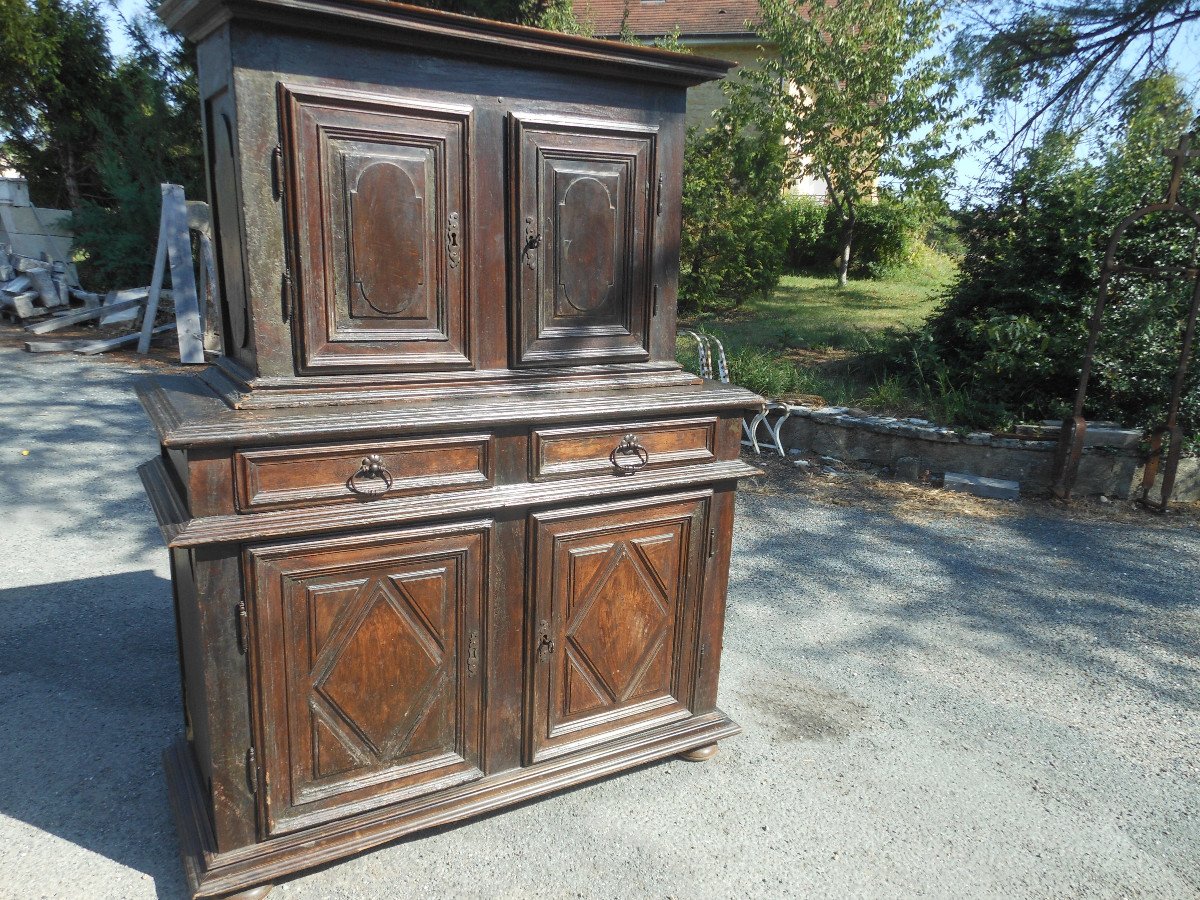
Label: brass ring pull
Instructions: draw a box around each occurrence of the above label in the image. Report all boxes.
[609,434,649,475]
[346,454,393,496]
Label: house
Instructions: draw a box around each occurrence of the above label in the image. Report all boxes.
[574,0,826,198]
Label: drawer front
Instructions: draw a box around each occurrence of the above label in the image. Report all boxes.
[531,417,717,480]
[235,434,493,511]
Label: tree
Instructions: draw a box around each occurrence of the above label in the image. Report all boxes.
[733,0,966,285]
[955,0,1200,151]
[917,71,1200,435]
[69,11,204,289]
[0,0,116,208]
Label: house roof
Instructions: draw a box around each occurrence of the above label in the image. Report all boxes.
[576,0,763,39]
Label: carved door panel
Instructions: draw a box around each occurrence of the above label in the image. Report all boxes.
[248,521,488,835]
[280,84,471,373]
[527,492,708,763]
[509,113,657,367]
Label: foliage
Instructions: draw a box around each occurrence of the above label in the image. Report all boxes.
[70,14,204,290]
[679,113,791,315]
[917,71,1200,439]
[782,196,925,278]
[730,0,967,285]
[0,0,115,208]
[955,0,1200,149]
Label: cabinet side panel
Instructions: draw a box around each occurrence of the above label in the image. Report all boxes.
[693,483,737,714]
[192,544,258,851]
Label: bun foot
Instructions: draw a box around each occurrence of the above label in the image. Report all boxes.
[223,885,273,900]
[679,742,719,762]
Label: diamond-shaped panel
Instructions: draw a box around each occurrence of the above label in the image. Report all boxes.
[569,545,667,700]
[318,582,438,753]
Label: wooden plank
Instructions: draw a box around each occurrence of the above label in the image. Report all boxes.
[25,297,146,333]
[76,322,174,355]
[138,198,171,354]
[25,339,88,353]
[163,184,205,363]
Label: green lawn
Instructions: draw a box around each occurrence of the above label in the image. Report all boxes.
[679,255,956,412]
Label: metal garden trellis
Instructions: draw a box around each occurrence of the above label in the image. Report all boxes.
[1051,131,1200,510]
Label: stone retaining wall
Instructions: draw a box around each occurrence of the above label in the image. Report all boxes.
[776,406,1200,502]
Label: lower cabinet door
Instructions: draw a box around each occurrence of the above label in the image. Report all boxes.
[247,520,489,835]
[528,491,710,763]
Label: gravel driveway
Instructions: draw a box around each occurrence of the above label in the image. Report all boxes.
[1,346,1197,900]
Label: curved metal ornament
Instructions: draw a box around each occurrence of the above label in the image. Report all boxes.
[346,454,394,497]
[609,434,649,475]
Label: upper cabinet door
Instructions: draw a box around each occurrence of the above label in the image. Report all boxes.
[509,113,657,368]
[280,84,472,373]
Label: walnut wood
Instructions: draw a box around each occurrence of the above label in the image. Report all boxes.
[139,3,760,896]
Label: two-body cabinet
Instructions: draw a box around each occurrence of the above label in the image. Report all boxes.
[140,1,761,897]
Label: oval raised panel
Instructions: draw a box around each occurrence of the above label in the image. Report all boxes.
[351,161,425,316]
[558,176,616,313]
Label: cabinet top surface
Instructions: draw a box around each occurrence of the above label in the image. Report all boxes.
[158,0,735,87]
[138,371,763,448]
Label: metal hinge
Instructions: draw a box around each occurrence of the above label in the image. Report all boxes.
[236,599,249,654]
[281,269,294,322]
[656,173,664,216]
[246,746,258,796]
[706,527,717,559]
[652,283,660,317]
[271,145,285,201]
[698,644,707,674]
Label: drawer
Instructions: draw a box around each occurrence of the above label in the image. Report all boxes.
[235,434,493,511]
[531,417,717,480]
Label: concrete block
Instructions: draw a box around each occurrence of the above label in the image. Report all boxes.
[0,264,12,281]
[944,472,1020,501]
[3,275,31,294]
[8,291,38,319]
[28,268,60,306]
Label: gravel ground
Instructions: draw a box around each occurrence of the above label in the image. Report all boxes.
[1,345,1198,900]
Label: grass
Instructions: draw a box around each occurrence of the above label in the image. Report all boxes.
[678,251,957,415]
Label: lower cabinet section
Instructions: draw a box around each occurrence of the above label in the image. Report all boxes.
[527,492,710,763]
[247,520,489,835]
[210,485,733,897]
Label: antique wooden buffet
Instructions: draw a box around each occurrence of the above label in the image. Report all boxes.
[137,0,762,895]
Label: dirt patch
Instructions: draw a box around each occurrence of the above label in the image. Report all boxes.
[744,452,1200,527]
[741,677,871,742]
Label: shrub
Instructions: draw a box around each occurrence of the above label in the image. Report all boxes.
[679,119,790,315]
[781,195,924,278]
[917,72,1200,442]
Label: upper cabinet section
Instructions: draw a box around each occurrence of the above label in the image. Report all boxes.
[280,85,471,373]
[510,114,657,368]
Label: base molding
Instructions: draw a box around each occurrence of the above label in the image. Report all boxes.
[166,711,739,898]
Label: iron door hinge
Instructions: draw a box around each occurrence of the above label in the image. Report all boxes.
[705,527,717,559]
[652,283,660,317]
[271,146,285,201]
[246,746,258,796]
[236,599,249,654]
[656,173,664,216]
[281,269,294,322]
